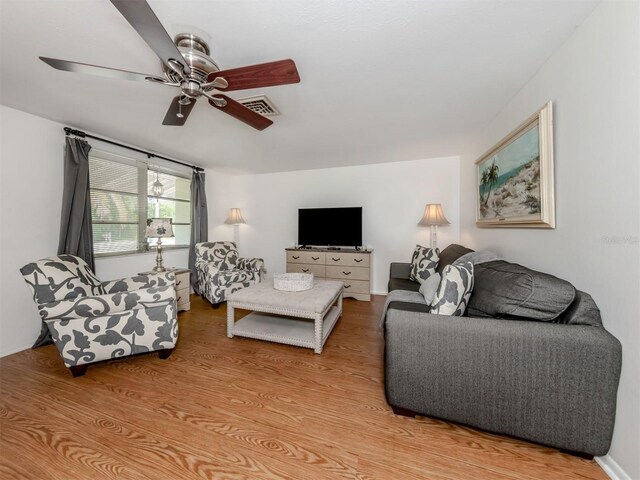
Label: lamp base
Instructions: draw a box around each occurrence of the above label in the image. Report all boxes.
[153,239,166,272]
[430,225,438,250]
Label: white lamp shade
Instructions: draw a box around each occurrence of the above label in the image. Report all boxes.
[418,204,450,226]
[145,218,174,238]
[224,208,246,225]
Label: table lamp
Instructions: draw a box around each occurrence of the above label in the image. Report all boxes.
[145,218,174,272]
[418,204,450,249]
[224,208,246,246]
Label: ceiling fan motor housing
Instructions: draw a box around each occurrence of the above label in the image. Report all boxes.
[163,33,220,88]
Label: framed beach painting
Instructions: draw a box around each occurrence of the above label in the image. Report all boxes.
[476,101,555,228]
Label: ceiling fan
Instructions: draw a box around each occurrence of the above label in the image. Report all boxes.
[39,0,300,130]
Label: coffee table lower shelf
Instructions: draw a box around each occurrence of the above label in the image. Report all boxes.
[228,306,341,353]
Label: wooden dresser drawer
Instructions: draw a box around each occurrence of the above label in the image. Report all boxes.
[326,265,369,281]
[176,287,190,307]
[287,251,326,264]
[287,263,326,277]
[325,252,370,267]
[172,269,191,312]
[341,279,370,294]
[175,271,190,291]
[284,248,372,301]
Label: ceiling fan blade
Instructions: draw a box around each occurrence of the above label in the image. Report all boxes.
[110,0,190,76]
[162,96,196,126]
[208,94,273,130]
[207,59,300,91]
[39,56,170,84]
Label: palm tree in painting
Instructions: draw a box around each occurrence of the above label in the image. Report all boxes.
[481,160,500,207]
[480,169,489,204]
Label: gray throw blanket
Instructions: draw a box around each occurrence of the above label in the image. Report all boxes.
[380,290,426,327]
[454,250,502,266]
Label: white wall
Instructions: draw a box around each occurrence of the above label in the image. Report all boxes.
[0,105,189,357]
[460,2,640,478]
[206,157,460,294]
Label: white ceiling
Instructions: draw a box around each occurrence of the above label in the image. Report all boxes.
[0,0,597,174]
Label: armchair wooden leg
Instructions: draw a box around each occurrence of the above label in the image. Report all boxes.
[158,349,173,360]
[391,405,418,418]
[69,365,88,377]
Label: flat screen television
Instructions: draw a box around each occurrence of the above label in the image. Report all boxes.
[298,207,362,248]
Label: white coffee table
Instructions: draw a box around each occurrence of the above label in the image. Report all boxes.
[226,279,343,353]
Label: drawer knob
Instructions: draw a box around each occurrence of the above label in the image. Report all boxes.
[292,255,300,259]
[176,281,182,287]
[354,259,363,263]
[177,296,182,302]
[345,284,351,289]
[302,268,309,273]
[342,271,351,276]
[312,256,319,261]
[332,257,340,262]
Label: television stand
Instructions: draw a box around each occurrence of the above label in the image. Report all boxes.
[285,247,372,301]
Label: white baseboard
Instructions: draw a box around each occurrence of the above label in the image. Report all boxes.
[0,342,31,358]
[371,291,387,296]
[596,455,631,480]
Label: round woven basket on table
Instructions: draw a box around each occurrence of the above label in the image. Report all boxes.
[273,273,314,292]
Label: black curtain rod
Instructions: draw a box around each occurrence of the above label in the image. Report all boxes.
[64,127,204,172]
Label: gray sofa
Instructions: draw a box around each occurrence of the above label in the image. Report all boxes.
[384,244,622,457]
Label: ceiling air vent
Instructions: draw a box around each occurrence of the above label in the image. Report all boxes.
[237,95,280,116]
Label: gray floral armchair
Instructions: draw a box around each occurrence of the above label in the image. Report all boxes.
[20,255,178,377]
[195,241,265,307]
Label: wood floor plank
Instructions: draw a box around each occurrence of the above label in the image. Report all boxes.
[0,295,608,479]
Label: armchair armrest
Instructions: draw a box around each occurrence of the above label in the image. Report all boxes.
[196,260,221,277]
[102,272,175,294]
[238,257,265,280]
[390,262,411,280]
[39,285,176,321]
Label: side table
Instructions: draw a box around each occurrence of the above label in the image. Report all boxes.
[139,267,191,312]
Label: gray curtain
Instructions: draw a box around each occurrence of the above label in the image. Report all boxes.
[189,171,208,292]
[57,137,95,271]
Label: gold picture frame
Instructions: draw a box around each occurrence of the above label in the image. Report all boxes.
[476,101,555,228]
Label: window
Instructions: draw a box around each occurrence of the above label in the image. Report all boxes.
[89,150,191,256]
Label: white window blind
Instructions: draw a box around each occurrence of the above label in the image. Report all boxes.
[89,150,191,256]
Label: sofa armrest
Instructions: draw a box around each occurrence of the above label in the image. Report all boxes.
[102,272,175,294]
[384,309,622,456]
[390,262,411,280]
[39,285,176,321]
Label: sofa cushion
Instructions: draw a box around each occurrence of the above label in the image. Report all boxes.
[431,261,474,316]
[409,245,439,284]
[554,291,602,327]
[437,244,474,275]
[467,260,576,321]
[389,277,420,293]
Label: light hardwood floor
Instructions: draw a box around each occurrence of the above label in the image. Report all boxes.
[0,294,607,480]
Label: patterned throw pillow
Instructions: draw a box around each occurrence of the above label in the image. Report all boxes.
[409,245,440,284]
[431,261,474,316]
